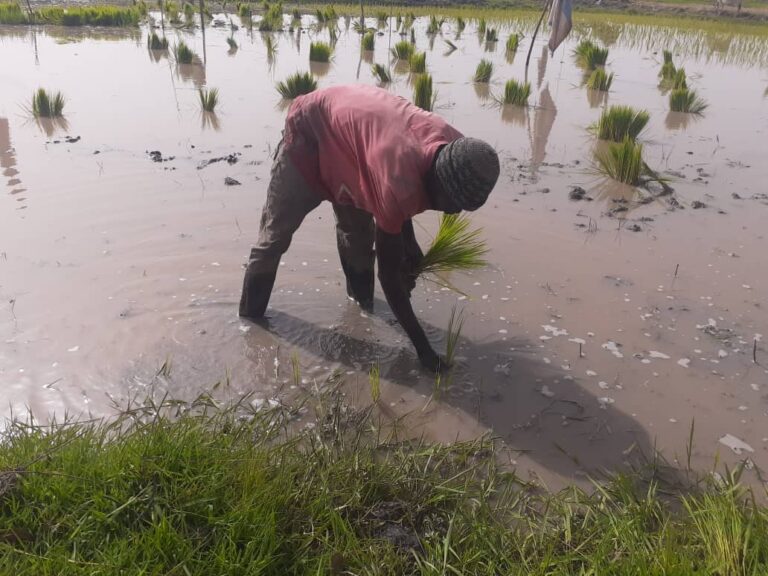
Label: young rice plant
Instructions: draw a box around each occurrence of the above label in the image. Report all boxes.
[586,67,613,91]
[148,31,168,50]
[309,41,332,62]
[417,213,489,278]
[595,138,644,185]
[506,33,519,53]
[594,105,650,142]
[372,63,391,83]
[276,71,317,99]
[391,39,414,61]
[502,79,531,106]
[413,73,434,112]
[198,87,219,112]
[31,88,65,118]
[474,59,493,83]
[409,51,426,74]
[670,88,708,114]
[362,30,375,51]
[173,40,195,64]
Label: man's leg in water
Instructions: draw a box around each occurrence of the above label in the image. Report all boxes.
[332,204,375,311]
[239,146,321,318]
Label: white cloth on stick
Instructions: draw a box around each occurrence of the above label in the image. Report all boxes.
[547,0,573,54]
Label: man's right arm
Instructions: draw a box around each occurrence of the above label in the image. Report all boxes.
[375,226,442,372]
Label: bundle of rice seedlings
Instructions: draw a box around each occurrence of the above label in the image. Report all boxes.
[573,38,596,61]
[426,14,440,35]
[477,18,486,36]
[669,88,708,114]
[662,49,673,65]
[485,28,498,42]
[376,10,387,26]
[506,33,519,53]
[238,3,252,20]
[183,2,194,22]
[291,8,300,21]
[309,41,331,62]
[362,30,375,51]
[198,87,219,112]
[594,105,649,142]
[409,51,426,73]
[659,61,676,81]
[456,16,465,33]
[410,27,416,45]
[594,138,644,185]
[474,59,493,83]
[502,79,531,106]
[391,39,414,61]
[276,71,317,99]
[574,39,608,69]
[371,63,391,83]
[315,8,325,23]
[413,73,434,111]
[148,31,168,50]
[31,88,65,118]
[226,36,238,50]
[417,213,489,277]
[670,67,687,90]
[173,40,195,64]
[586,67,613,91]
[329,26,338,46]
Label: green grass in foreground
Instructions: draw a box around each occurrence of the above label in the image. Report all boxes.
[0,393,767,575]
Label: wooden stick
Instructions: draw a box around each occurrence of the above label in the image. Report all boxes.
[525,0,552,70]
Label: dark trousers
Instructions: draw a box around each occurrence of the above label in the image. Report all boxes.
[239,147,375,317]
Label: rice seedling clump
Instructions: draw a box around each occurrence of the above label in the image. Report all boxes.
[198,87,219,112]
[474,59,493,83]
[391,39,414,61]
[417,213,489,278]
[362,30,375,51]
[31,88,65,118]
[586,67,613,91]
[574,38,608,69]
[485,28,498,42]
[426,14,441,35]
[309,41,332,63]
[670,88,708,114]
[506,33,519,53]
[148,32,168,50]
[409,51,426,74]
[371,63,391,84]
[0,2,28,24]
[413,73,434,112]
[594,105,649,142]
[477,18,486,36]
[502,79,531,106]
[456,16,465,33]
[276,71,317,99]
[173,40,196,64]
[34,5,142,26]
[595,138,644,185]
[226,36,238,50]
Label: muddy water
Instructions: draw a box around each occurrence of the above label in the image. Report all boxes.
[1,14,767,489]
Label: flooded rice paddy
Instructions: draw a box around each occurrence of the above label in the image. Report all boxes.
[1,12,767,489]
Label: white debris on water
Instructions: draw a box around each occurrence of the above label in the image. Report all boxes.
[649,351,670,359]
[569,337,586,345]
[499,329,508,334]
[677,358,691,368]
[718,434,754,455]
[750,383,760,391]
[598,397,615,409]
[718,349,729,358]
[540,385,555,398]
[602,341,623,358]
[238,325,250,333]
[738,405,748,411]
[67,346,79,352]
[542,325,568,337]
[586,370,597,376]
[540,335,552,341]
[598,381,610,390]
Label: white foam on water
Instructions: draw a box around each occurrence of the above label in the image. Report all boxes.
[602,341,623,358]
[677,358,690,368]
[649,351,670,359]
[719,434,754,455]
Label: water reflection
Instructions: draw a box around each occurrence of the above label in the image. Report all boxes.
[0,118,26,210]
[501,104,528,126]
[664,111,697,131]
[309,60,331,77]
[176,61,206,88]
[586,88,608,108]
[536,44,548,89]
[531,85,557,172]
[35,116,69,138]
[201,111,221,131]
[472,82,492,103]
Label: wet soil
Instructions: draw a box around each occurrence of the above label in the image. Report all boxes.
[1,14,767,490]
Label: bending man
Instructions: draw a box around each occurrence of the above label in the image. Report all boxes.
[239,85,500,371]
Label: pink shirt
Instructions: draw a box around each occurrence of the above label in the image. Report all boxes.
[283,85,463,234]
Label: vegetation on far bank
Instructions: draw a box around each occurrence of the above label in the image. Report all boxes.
[0,389,767,575]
